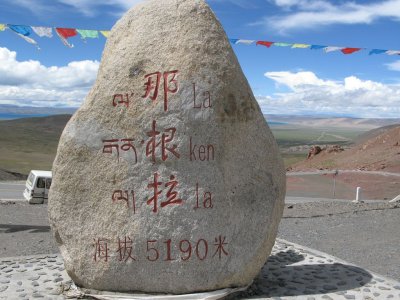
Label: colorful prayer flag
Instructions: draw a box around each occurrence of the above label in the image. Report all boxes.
[100,31,110,38]
[310,45,326,50]
[56,28,77,38]
[32,26,53,38]
[8,24,33,36]
[324,46,343,53]
[229,39,239,44]
[386,50,400,55]
[292,43,310,49]
[369,49,387,55]
[341,48,362,54]
[256,41,274,47]
[0,24,6,31]
[236,39,255,45]
[56,28,77,48]
[77,29,99,39]
[274,42,292,47]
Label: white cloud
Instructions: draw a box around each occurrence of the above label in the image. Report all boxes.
[0,47,99,107]
[386,60,400,71]
[271,0,333,11]
[263,0,400,33]
[57,0,144,16]
[208,0,258,9]
[259,71,400,117]
[265,71,339,90]
[11,0,55,16]
[11,0,144,17]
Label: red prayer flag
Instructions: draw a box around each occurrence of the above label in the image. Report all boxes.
[56,28,77,39]
[341,48,362,54]
[256,41,274,48]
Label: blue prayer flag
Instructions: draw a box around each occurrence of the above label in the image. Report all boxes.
[8,25,33,36]
[310,45,326,50]
[369,49,387,55]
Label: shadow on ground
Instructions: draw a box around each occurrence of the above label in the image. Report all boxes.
[0,224,50,233]
[228,250,372,298]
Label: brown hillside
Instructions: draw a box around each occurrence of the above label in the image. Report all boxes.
[290,125,400,172]
[0,115,71,176]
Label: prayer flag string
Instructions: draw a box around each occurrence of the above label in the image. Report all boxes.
[231,39,400,56]
[0,23,399,57]
[0,23,110,49]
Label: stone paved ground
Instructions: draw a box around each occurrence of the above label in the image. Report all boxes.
[1,239,400,300]
[0,254,65,300]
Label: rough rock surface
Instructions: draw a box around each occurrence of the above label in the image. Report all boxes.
[48,0,285,294]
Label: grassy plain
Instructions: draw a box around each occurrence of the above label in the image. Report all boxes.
[270,125,364,147]
[0,115,70,174]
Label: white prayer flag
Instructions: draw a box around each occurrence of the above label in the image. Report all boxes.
[32,26,53,38]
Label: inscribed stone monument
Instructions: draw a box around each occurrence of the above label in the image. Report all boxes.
[48,0,286,294]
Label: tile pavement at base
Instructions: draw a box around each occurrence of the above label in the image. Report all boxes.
[1,239,399,300]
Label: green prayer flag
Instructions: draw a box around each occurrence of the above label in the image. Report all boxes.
[77,29,99,39]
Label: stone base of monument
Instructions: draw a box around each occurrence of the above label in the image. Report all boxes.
[62,284,248,299]
[1,239,400,300]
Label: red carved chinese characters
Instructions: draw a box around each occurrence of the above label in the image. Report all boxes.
[117,237,136,262]
[213,235,229,259]
[93,238,110,262]
[102,139,137,163]
[162,175,183,208]
[101,71,227,268]
[142,70,179,111]
[112,93,132,108]
[143,72,161,101]
[146,120,180,163]
[147,173,183,213]
[91,236,228,263]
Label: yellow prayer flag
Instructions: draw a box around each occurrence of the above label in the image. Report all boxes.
[100,30,110,38]
[292,44,310,49]
[0,24,6,31]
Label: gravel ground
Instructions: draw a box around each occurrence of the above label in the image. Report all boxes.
[279,201,400,281]
[1,200,399,282]
[0,201,58,257]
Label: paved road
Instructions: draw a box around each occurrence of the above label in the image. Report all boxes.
[285,196,389,204]
[287,169,400,177]
[0,182,25,200]
[1,181,395,203]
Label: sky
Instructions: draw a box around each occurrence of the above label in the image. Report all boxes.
[0,0,399,118]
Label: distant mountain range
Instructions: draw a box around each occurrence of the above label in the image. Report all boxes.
[1,105,399,130]
[265,114,400,129]
[0,104,77,119]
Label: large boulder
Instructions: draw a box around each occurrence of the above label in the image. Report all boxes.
[48,0,285,294]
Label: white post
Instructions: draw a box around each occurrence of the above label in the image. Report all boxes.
[353,187,362,203]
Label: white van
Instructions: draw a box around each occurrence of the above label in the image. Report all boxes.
[23,170,52,204]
